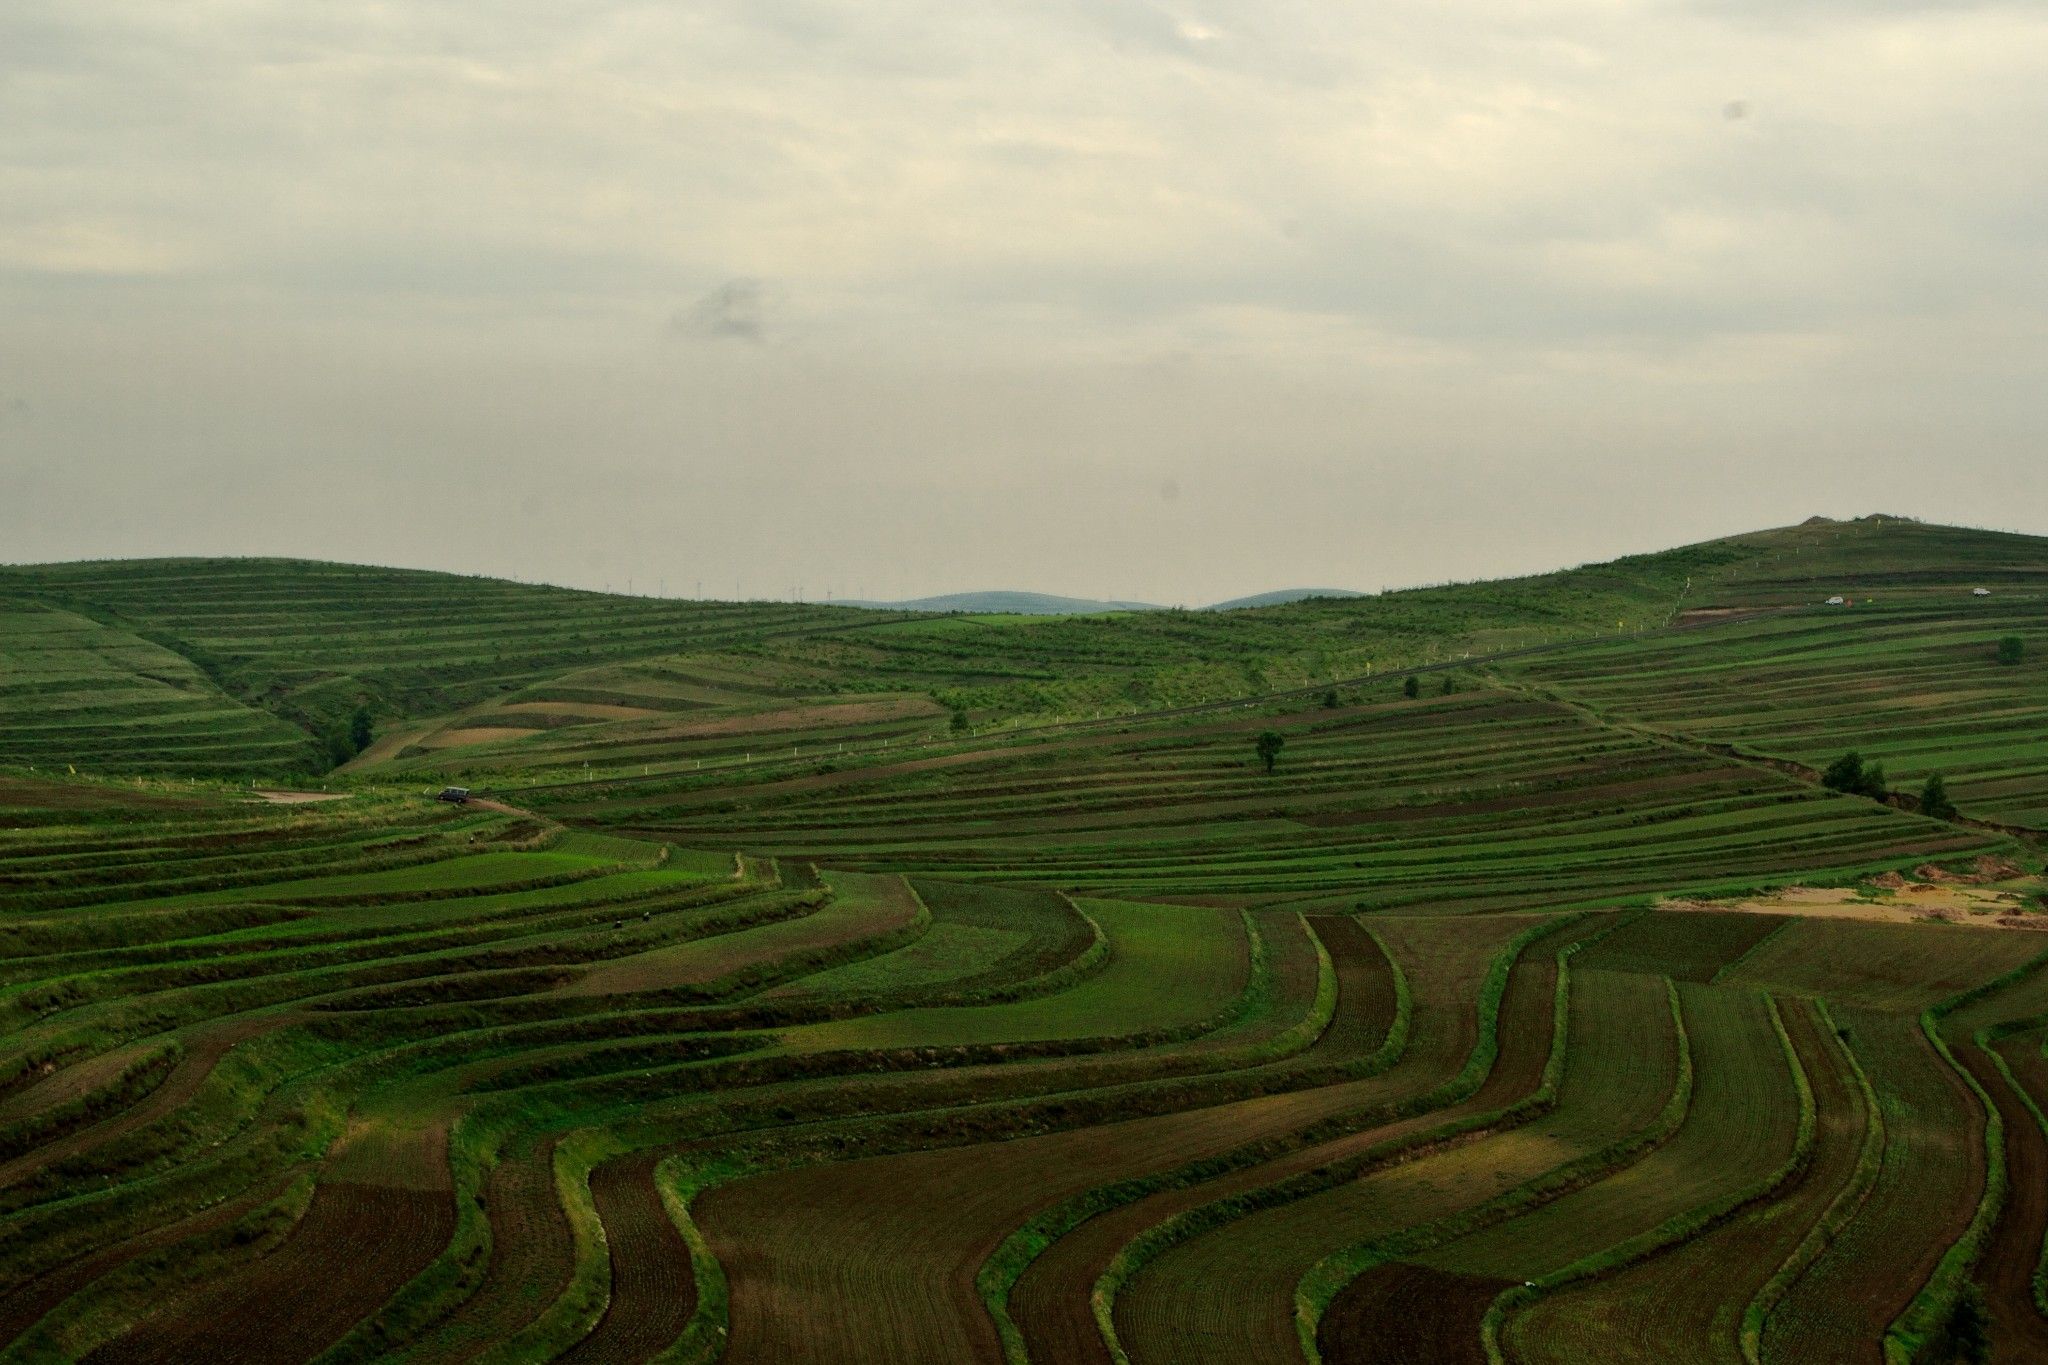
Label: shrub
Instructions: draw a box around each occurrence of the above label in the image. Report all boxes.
[1403,675,1421,699]
[320,724,356,768]
[1822,751,1888,800]
[1996,635,2024,666]
[1920,1282,1990,1364]
[1919,773,1958,822]
[1821,751,1865,793]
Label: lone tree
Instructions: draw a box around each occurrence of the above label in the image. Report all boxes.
[1821,751,1889,800]
[1255,730,1285,773]
[348,706,374,755]
[1997,635,2025,666]
[950,707,970,734]
[1322,689,1340,709]
[1920,773,1958,822]
[1403,675,1421,699]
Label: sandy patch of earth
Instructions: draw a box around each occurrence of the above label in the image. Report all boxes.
[251,789,352,804]
[1662,882,2045,930]
[338,722,442,771]
[415,726,540,749]
[635,697,942,742]
[497,701,662,721]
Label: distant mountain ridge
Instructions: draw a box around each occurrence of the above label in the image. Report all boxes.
[1201,587,1366,611]
[838,591,1164,615]
[843,587,1367,614]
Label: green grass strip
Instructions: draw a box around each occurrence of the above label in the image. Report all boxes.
[1879,945,2048,1363]
[314,1117,501,1365]
[1295,966,1690,1365]
[1881,1011,2003,1365]
[1085,911,1584,1365]
[1981,1040,2048,1319]
[468,1128,616,1365]
[975,910,1344,1362]
[980,893,1112,1003]
[648,1152,738,1365]
[1292,923,1588,1362]
[1483,990,1818,1365]
[1739,997,1886,1363]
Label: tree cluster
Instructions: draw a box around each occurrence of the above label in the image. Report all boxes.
[320,706,375,768]
[1820,751,1888,801]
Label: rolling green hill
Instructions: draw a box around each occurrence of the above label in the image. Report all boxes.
[0,560,910,776]
[4,514,2048,1364]
[3,516,2039,785]
[0,603,319,775]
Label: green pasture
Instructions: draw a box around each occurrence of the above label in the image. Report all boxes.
[5,516,2048,1362]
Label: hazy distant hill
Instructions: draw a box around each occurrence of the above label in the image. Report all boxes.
[842,591,1164,614]
[848,587,1369,613]
[1203,587,1366,611]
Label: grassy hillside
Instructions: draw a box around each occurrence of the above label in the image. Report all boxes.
[0,560,909,775]
[5,515,2048,1362]
[1507,593,2048,824]
[513,684,1997,909]
[355,517,2048,851]
[1680,516,2048,608]
[1204,588,1366,611]
[0,769,2042,1362]
[0,604,320,776]
[9,515,2035,780]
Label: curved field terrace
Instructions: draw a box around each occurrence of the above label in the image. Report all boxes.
[5,518,2048,1362]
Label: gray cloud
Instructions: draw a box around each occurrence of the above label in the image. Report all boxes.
[672,279,772,343]
[1,0,2044,600]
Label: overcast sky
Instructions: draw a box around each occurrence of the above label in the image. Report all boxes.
[3,0,2044,604]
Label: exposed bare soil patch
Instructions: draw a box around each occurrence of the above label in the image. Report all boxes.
[84,1178,455,1365]
[1319,1262,1512,1364]
[416,726,541,750]
[497,701,663,721]
[1662,882,2045,930]
[437,1140,573,1362]
[556,1151,695,1364]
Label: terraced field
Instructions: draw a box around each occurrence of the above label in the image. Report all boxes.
[518,686,1998,910]
[0,605,318,777]
[5,514,2048,1362]
[1509,595,2048,825]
